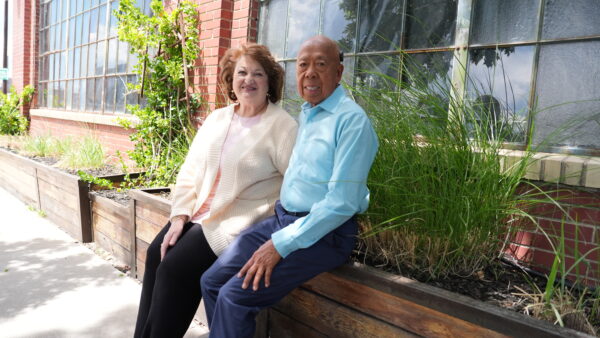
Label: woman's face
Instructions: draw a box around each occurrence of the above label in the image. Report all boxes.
[232,55,269,106]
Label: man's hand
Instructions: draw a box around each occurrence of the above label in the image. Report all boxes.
[238,239,281,291]
[160,217,186,260]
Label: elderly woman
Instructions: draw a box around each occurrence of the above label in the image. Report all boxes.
[134,44,297,338]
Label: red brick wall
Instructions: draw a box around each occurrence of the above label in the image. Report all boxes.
[508,184,600,286]
[11,0,38,116]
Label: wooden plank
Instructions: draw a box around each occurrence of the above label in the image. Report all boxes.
[0,161,37,200]
[91,194,131,221]
[136,216,164,244]
[93,229,131,266]
[136,238,150,267]
[129,199,138,282]
[302,272,506,338]
[273,288,415,338]
[129,188,172,213]
[93,212,131,250]
[35,165,79,186]
[267,309,326,338]
[0,175,37,205]
[327,263,588,338]
[78,180,92,243]
[135,203,170,225]
[37,179,79,211]
[39,192,81,240]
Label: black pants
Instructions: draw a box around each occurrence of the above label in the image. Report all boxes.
[134,222,218,338]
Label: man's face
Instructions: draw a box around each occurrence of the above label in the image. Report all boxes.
[296,40,343,106]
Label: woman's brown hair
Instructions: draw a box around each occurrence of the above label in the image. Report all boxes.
[219,44,284,103]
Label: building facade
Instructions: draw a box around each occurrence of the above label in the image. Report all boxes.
[8,0,600,283]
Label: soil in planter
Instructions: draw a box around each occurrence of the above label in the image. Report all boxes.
[91,189,131,206]
[354,248,599,335]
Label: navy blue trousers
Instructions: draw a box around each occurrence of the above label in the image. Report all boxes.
[200,201,357,338]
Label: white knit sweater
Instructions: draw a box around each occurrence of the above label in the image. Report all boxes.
[170,102,298,255]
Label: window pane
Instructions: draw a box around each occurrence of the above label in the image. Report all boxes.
[126,74,138,107]
[61,22,67,49]
[118,41,128,73]
[82,11,90,45]
[69,17,76,48]
[467,46,534,142]
[259,0,288,59]
[54,52,61,80]
[47,82,54,108]
[405,51,453,95]
[80,45,88,78]
[72,79,80,110]
[83,0,91,11]
[61,0,68,20]
[49,25,55,51]
[322,0,357,53]
[405,0,457,49]
[90,7,98,42]
[341,56,355,87]
[542,0,600,40]
[43,56,50,81]
[65,80,72,110]
[534,41,600,149]
[79,79,89,111]
[358,0,403,52]
[60,51,67,80]
[107,38,117,74]
[105,76,116,113]
[471,0,539,44]
[86,78,95,111]
[75,14,82,46]
[73,47,81,78]
[98,5,107,40]
[96,41,105,75]
[49,53,55,80]
[285,0,320,58]
[88,43,97,75]
[116,76,126,113]
[95,78,104,112]
[355,54,399,90]
[109,1,119,37]
[53,82,60,108]
[50,0,57,23]
[70,0,77,17]
[127,48,138,73]
[57,81,65,108]
[39,83,47,107]
[283,61,301,114]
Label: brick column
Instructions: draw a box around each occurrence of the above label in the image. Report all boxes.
[11,0,38,115]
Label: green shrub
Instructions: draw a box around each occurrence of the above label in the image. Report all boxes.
[352,53,537,279]
[115,0,202,186]
[0,86,34,135]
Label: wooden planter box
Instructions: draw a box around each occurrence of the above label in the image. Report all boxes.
[89,192,134,267]
[124,187,592,337]
[0,147,136,243]
[129,187,171,280]
[264,263,591,338]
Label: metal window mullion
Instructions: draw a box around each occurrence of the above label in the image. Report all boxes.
[448,0,472,122]
[524,0,546,147]
[101,3,111,114]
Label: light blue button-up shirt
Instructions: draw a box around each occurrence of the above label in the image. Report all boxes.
[272,86,379,258]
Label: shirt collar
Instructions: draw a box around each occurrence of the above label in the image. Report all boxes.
[301,85,346,116]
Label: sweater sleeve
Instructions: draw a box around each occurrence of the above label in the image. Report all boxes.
[169,115,212,220]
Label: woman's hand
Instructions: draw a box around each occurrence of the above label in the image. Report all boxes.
[161,216,187,260]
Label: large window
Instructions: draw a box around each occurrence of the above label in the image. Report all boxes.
[259,0,600,154]
[38,0,151,114]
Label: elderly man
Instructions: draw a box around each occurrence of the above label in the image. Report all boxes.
[200,35,379,337]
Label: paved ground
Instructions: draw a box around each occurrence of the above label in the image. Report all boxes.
[0,187,209,338]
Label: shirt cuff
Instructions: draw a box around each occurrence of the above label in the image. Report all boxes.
[271,224,300,258]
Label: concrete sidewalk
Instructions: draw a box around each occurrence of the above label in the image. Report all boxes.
[0,187,209,338]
